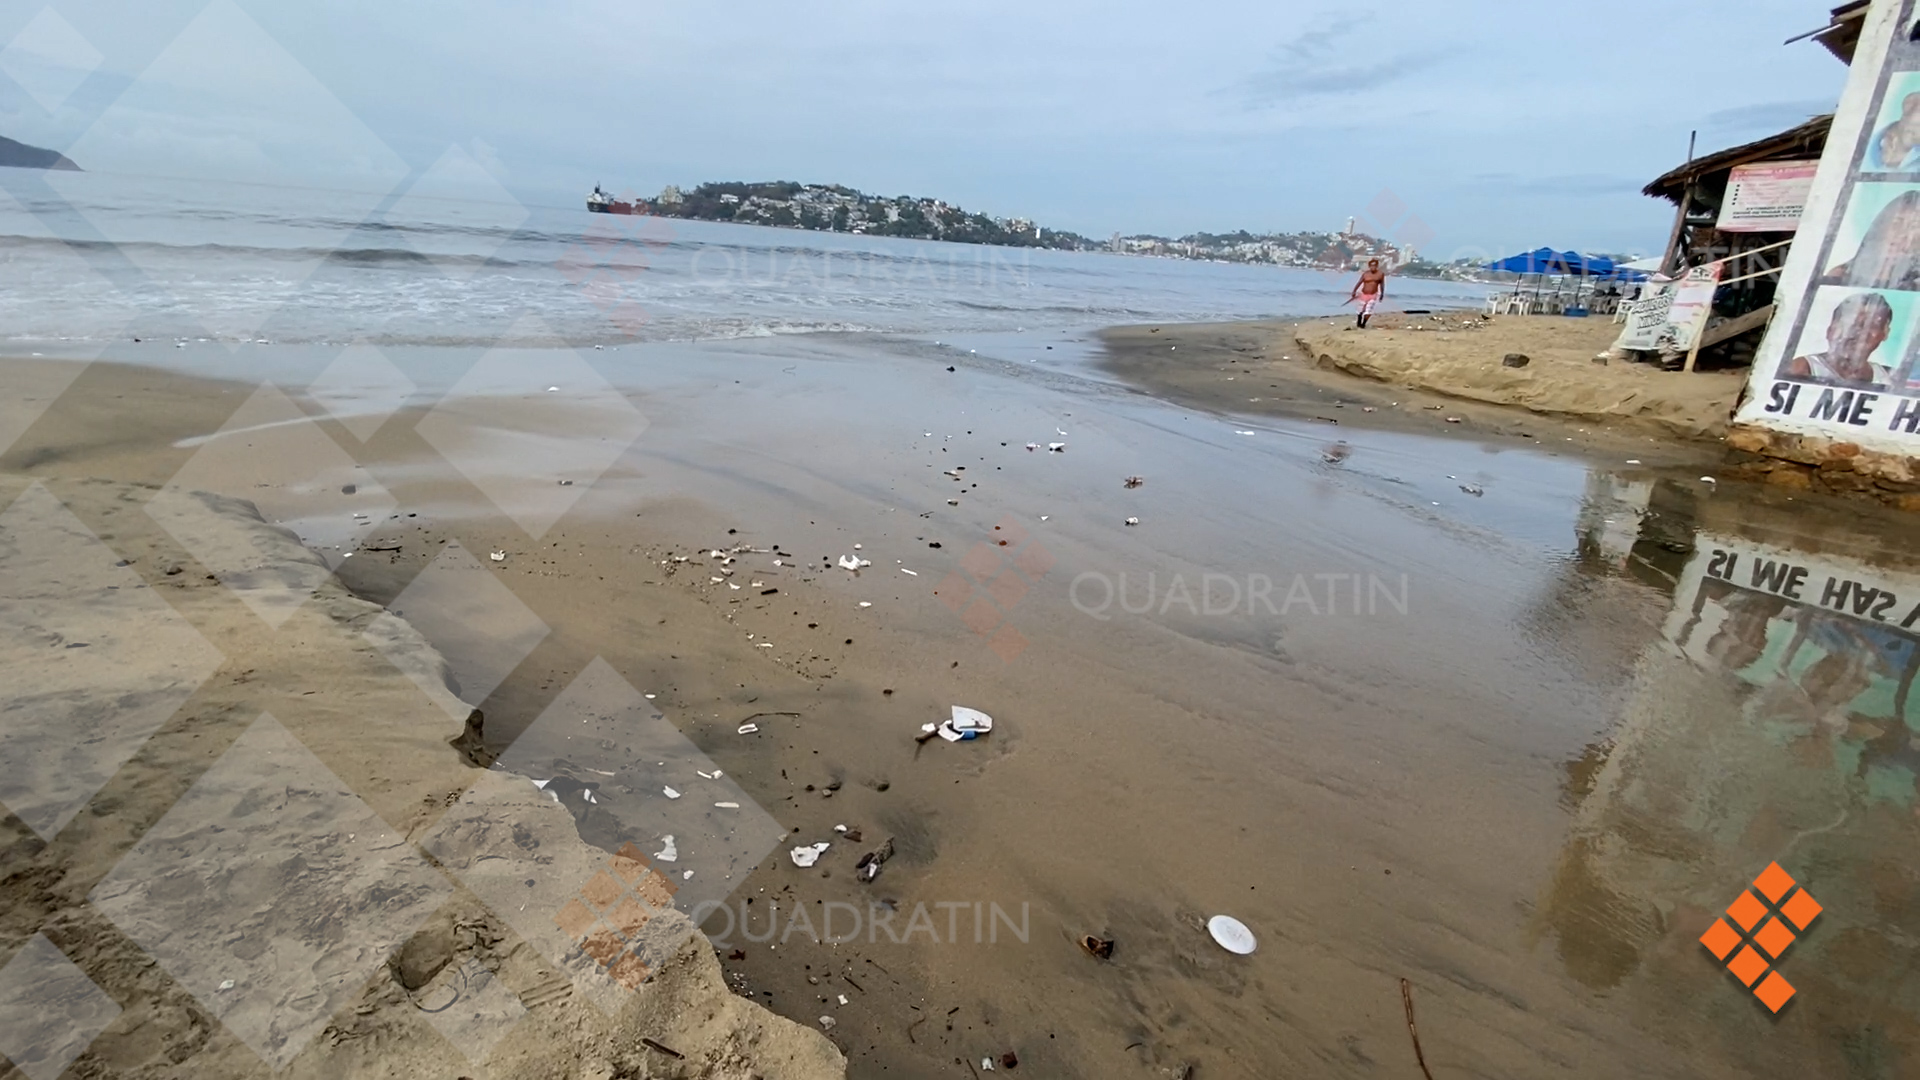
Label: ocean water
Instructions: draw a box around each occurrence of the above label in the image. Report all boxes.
[0,171,1484,347]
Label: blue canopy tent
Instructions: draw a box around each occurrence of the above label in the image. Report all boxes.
[1484,248,1646,314]
[1485,248,1616,276]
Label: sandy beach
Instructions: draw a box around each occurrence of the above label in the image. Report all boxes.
[1098,312,1747,453]
[5,323,1919,1078]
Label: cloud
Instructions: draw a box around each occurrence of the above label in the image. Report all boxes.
[1228,13,1455,106]
[1701,99,1831,133]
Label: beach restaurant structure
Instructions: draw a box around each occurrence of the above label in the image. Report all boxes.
[1642,115,1829,313]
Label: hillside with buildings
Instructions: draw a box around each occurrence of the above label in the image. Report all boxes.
[630,181,1410,269]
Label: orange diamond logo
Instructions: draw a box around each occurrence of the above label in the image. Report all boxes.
[1752,916,1796,960]
[1753,971,1796,1013]
[1705,864,1820,1012]
[1725,889,1768,931]
[1726,944,1770,987]
[1753,862,1796,903]
[555,843,679,994]
[1780,888,1823,931]
[1699,918,1743,960]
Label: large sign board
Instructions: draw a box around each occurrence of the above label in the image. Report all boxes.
[1740,0,1920,453]
[1717,160,1819,232]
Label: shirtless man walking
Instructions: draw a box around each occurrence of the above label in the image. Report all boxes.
[1350,258,1387,328]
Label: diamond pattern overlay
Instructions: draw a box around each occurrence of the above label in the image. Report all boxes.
[0,933,121,1080]
[414,958,525,1064]
[421,658,784,1014]
[387,143,529,281]
[0,484,224,840]
[306,344,419,443]
[414,323,648,538]
[90,713,452,1069]
[1699,861,1821,1013]
[366,540,549,718]
[43,0,407,341]
[146,383,395,626]
[0,7,103,114]
[935,515,1053,662]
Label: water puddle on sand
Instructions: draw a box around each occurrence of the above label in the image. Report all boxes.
[16,339,1920,1076]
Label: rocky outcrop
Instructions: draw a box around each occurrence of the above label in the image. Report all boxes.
[0,135,80,171]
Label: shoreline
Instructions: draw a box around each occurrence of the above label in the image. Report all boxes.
[1095,312,1742,463]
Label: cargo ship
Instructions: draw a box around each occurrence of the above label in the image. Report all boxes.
[586,185,638,214]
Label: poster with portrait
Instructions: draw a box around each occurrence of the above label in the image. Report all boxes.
[1862,70,1920,174]
[1773,285,1913,390]
[1739,0,1920,452]
[1665,534,1920,730]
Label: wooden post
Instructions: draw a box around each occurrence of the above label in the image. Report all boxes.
[1661,183,1694,275]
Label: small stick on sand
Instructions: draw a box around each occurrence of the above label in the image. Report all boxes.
[1400,978,1435,1080]
[640,1037,683,1060]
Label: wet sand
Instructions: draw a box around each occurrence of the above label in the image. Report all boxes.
[6,333,1920,1078]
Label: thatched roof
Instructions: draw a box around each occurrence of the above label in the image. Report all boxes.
[1642,114,1832,203]
[1785,1,1869,64]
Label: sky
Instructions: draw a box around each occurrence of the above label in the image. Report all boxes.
[0,0,1851,257]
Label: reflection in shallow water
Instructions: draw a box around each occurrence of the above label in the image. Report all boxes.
[1542,474,1920,1069]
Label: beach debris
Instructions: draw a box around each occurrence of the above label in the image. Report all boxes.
[218,979,236,991]
[916,706,994,744]
[1320,442,1351,464]
[856,838,895,883]
[1207,915,1257,955]
[947,498,961,505]
[1444,416,1462,424]
[737,722,760,735]
[1700,476,1717,485]
[1047,442,1065,452]
[791,842,831,868]
[1401,979,1437,1080]
[1501,352,1531,368]
[838,554,871,571]
[838,994,849,1006]
[654,836,677,863]
[489,551,506,562]
[1025,442,1040,451]
[682,870,693,880]
[1459,484,1484,496]
[1079,935,1115,960]
[858,601,872,608]
[640,1037,683,1060]
[819,1016,836,1031]
[663,786,681,799]
[834,824,848,833]
[1000,1052,1019,1069]
[1124,517,1140,526]
[1362,406,1376,412]
[547,386,559,392]
[715,801,740,808]
[901,567,919,576]
[982,1058,995,1071]
[1234,430,1256,436]
[1123,475,1145,488]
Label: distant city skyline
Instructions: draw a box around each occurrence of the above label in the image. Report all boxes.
[0,1,1847,257]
